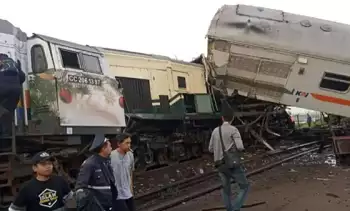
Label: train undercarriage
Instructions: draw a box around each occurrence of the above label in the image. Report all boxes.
[122,92,296,171]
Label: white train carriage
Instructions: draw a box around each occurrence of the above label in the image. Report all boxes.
[207,4,350,118]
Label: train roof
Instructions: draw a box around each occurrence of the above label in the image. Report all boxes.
[98,47,202,67]
[0,18,201,67]
[31,33,102,55]
[0,19,27,42]
[207,4,350,62]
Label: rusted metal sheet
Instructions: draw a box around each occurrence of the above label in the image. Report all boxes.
[330,126,350,157]
[332,136,350,155]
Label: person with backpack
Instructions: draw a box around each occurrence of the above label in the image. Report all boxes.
[208,113,249,211]
[0,53,26,135]
[8,151,73,211]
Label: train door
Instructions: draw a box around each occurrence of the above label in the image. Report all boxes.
[26,36,59,134]
[170,70,189,112]
[150,69,170,99]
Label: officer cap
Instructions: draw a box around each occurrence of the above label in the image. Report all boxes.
[89,134,108,152]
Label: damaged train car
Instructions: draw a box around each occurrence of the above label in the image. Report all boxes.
[206,4,350,118]
[205,4,350,157]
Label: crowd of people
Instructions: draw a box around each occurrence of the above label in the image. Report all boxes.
[8,114,248,211]
[9,133,136,211]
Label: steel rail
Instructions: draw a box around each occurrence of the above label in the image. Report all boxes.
[135,140,319,202]
[140,144,330,211]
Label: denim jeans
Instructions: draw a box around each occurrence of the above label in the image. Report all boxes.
[218,165,250,211]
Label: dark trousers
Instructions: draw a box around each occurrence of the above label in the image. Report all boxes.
[115,197,136,211]
[0,86,21,112]
[0,86,21,135]
[219,166,250,211]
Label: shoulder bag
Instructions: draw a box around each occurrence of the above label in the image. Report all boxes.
[215,126,242,172]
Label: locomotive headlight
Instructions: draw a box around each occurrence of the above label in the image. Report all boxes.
[297,57,308,64]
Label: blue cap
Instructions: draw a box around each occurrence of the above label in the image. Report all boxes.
[89,134,107,152]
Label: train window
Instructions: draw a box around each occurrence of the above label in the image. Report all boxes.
[31,45,48,74]
[82,54,102,74]
[177,76,187,89]
[60,49,81,69]
[320,72,350,92]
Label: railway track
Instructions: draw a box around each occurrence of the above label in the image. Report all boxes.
[135,141,328,211]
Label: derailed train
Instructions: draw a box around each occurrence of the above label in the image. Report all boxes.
[206,4,350,118]
[99,47,294,165]
[0,3,350,204]
[205,4,350,160]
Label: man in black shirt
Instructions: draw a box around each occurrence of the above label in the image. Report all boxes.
[9,151,72,211]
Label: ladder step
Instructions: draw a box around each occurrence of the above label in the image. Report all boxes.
[0,152,14,156]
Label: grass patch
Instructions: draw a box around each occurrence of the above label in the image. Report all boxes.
[295,119,327,129]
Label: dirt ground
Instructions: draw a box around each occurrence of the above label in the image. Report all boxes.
[168,150,350,211]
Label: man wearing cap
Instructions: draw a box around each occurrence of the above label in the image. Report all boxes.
[110,133,136,211]
[9,151,72,211]
[75,134,117,211]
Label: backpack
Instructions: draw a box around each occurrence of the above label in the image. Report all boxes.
[0,53,25,84]
[0,54,18,72]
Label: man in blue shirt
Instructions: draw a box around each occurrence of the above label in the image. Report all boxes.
[307,113,312,128]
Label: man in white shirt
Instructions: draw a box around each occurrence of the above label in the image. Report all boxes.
[209,114,249,211]
[110,133,135,211]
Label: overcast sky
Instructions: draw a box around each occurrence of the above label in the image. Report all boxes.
[1,0,347,61]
